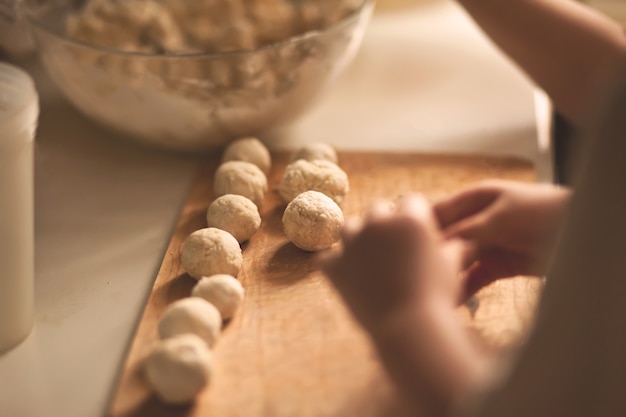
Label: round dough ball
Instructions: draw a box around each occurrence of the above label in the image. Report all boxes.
[282,190,344,252]
[144,334,213,404]
[181,227,243,279]
[214,161,268,208]
[291,142,338,164]
[206,194,261,243]
[222,137,272,175]
[158,297,222,347]
[279,159,349,205]
[192,274,245,320]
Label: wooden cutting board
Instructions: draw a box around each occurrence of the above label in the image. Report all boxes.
[108,151,543,417]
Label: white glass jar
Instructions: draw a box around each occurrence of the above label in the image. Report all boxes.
[0,62,38,352]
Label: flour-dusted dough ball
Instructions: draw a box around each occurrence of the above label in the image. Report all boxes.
[158,297,222,347]
[282,190,344,252]
[222,137,272,175]
[192,274,245,320]
[279,159,349,205]
[291,142,338,164]
[206,194,261,243]
[214,161,268,208]
[181,227,243,279]
[144,334,213,404]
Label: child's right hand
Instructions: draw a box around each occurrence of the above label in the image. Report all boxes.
[435,180,571,298]
[320,193,464,333]
[320,194,490,416]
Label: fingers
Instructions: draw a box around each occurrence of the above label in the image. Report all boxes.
[338,191,490,257]
[458,262,499,302]
[322,194,433,279]
[460,240,479,270]
[315,248,342,279]
[394,193,442,236]
[442,238,466,270]
[364,198,396,220]
[434,184,500,230]
[442,211,490,241]
[320,198,396,278]
[340,216,361,247]
[343,194,441,249]
[318,213,363,275]
[395,193,432,220]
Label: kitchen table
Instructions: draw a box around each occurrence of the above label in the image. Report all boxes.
[0,1,551,416]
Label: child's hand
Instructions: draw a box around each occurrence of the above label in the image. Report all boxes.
[435,180,571,298]
[320,194,490,416]
[319,193,464,335]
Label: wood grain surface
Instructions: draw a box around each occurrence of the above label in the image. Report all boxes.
[108,151,542,417]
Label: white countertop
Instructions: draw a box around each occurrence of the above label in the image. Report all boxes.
[0,2,548,416]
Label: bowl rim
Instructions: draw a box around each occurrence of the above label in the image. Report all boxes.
[22,0,375,58]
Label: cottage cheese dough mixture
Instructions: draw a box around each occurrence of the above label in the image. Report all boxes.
[206,194,261,243]
[214,161,268,208]
[291,142,338,164]
[66,0,363,54]
[144,334,214,404]
[181,227,243,279]
[192,274,245,320]
[221,137,272,175]
[61,0,365,149]
[279,159,349,205]
[282,190,344,251]
[157,297,223,347]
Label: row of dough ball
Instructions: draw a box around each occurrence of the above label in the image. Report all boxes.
[279,143,348,252]
[214,137,271,209]
[143,140,349,403]
[183,137,272,280]
[144,274,245,404]
[144,138,273,405]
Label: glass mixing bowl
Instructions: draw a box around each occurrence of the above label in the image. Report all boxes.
[22,0,374,151]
